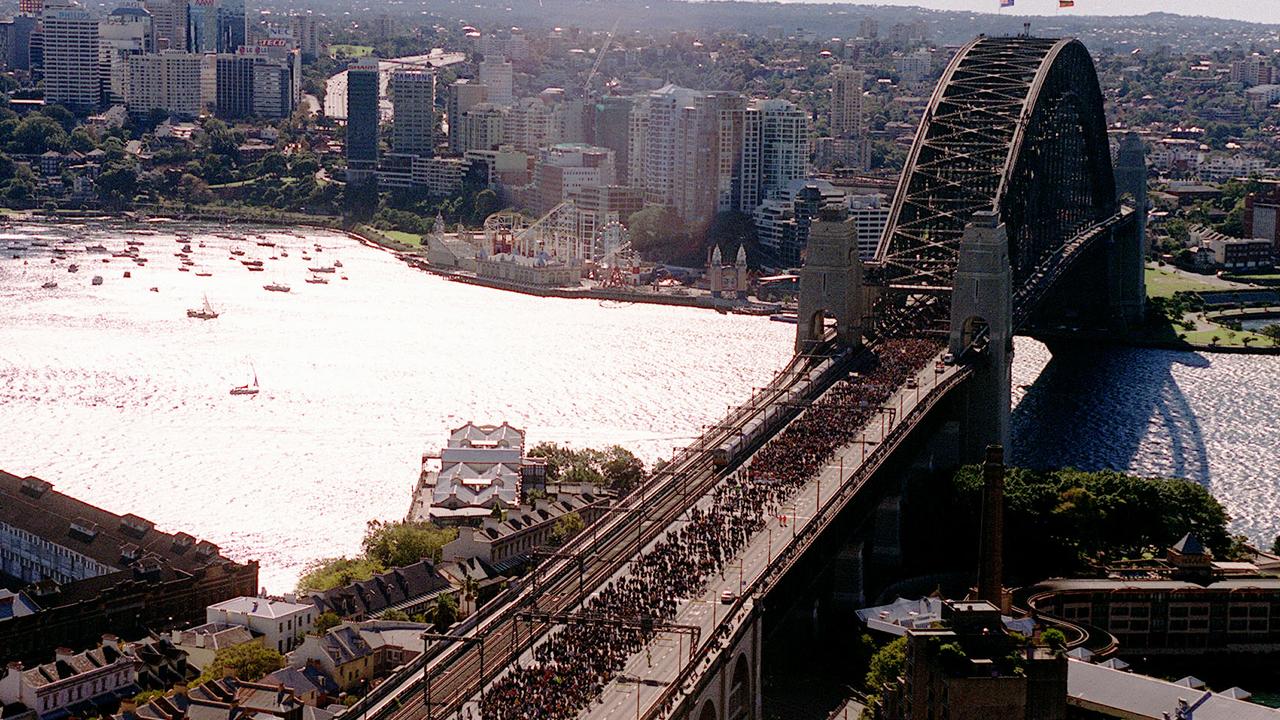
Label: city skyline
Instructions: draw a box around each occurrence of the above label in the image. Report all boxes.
[771,0,1280,25]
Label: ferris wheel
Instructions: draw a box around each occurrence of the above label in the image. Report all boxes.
[594,221,633,268]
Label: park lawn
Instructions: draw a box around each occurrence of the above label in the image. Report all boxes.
[1180,328,1269,348]
[1145,266,1223,298]
[382,229,423,247]
[330,44,374,57]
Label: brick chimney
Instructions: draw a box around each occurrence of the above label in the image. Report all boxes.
[977,445,1005,611]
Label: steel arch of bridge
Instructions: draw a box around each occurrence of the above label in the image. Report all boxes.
[872,35,1117,335]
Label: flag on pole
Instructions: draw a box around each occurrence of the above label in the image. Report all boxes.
[1059,0,1074,6]
[1000,0,1015,6]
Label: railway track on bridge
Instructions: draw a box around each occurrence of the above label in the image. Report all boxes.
[352,340,851,720]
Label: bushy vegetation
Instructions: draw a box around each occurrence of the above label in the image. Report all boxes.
[914,466,1233,580]
[296,520,457,594]
[194,643,284,685]
[527,442,647,494]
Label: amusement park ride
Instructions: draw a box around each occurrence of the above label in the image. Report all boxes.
[480,201,638,286]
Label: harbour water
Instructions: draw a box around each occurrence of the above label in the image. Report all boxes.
[3,220,1280,593]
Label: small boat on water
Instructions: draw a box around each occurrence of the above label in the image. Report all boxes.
[41,280,57,289]
[86,244,107,253]
[149,287,159,292]
[181,244,193,253]
[230,246,246,256]
[334,260,343,268]
[179,266,190,272]
[187,294,219,320]
[263,282,290,293]
[305,275,328,284]
[308,266,335,274]
[230,365,260,396]
[91,275,103,286]
[256,241,275,247]
[67,264,79,273]
[123,271,131,278]
[31,241,49,248]
[301,254,312,261]
[126,240,145,247]
[195,268,212,277]
[240,259,264,267]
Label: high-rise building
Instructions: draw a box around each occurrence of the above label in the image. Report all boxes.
[126,50,201,117]
[831,65,863,138]
[288,13,319,60]
[99,6,153,106]
[189,0,244,53]
[18,0,41,16]
[0,15,36,71]
[143,0,186,51]
[749,99,808,206]
[478,57,513,106]
[345,57,380,182]
[639,84,746,228]
[1231,54,1275,88]
[390,68,435,157]
[753,179,845,267]
[457,103,506,154]
[41,0,100,111]
[530,143,616,213]
[503,96,556,155]
[446,79,487,154]
[848,193,891,260]
[588,95,635,181]
[215,48,295,119]
[626,97,649,188]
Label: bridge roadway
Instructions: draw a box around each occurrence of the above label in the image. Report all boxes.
[577,348,971,720]
[352,338,850,720]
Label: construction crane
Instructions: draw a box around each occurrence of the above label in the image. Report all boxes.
[583,18,621,95]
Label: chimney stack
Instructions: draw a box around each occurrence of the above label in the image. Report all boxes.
[977,445,1005,610]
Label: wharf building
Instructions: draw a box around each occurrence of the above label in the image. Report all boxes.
[409,422,547,525]
[0,470,258,664]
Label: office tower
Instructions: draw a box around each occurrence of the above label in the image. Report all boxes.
[458,103,506,153]
[144,0,186,51]
[639,85,745,228]
[126,50,201,116]
[99,6,153,105]
[503,96,555,154]
[390,68,435,157]
[215,49,293,119]
[478,57,512,106]
[531,143,616,213]
[18,0,41,15]
[830,65,868,169]
[447,79,487,154]
[588,95,635,182]
[189,0,243,53]
[288,13,318,60]
[0,16,36,70]
[41,0,100,111]
[626,97,649,188]
[345,57,380,181]
[750,99,808,205]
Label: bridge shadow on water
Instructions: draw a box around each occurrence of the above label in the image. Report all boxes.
[1010,342,1212,487]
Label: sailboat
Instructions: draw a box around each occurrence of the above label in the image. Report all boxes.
[230,364,259,396]
[187,294,219,320]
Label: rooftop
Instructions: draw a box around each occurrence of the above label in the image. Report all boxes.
[1068,660,1280,720]
[208,597,312,619]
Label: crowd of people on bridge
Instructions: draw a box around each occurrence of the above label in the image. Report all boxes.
[479,339,942,720]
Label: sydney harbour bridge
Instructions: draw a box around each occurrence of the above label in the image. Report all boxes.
[339,34,1147,720]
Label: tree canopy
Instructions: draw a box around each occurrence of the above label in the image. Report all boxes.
[296,520,457,595]
[528,443,647,494]
[196,643,284,685]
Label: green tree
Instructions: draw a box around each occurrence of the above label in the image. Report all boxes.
[360,520,457,568]
[260,152,288,177]
[1041,628,1067,651]
[470,188,499,224]
[381,609,409,621]
[864,637,907,694]
[296,556,385,594]
[9,115,69,154]
[313,611,342,633]
[196,643,284,684]
[69,127,97,153]
[430,593,458,630]
[178,173,213,204]
[600,446,646,493]
[1261,324,1280,346]
[550,511,585,545]
[96,162,138,209]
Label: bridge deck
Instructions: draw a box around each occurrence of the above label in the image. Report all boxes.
[575,350,968,720]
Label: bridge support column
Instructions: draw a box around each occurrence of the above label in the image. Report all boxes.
[796,209,865,352]
[949,211,1012,463]
[1111,132,1148,328]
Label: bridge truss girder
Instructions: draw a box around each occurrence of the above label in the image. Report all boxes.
[873,35,1117,337]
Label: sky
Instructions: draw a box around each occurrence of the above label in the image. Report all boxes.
[775,0,1280,25]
